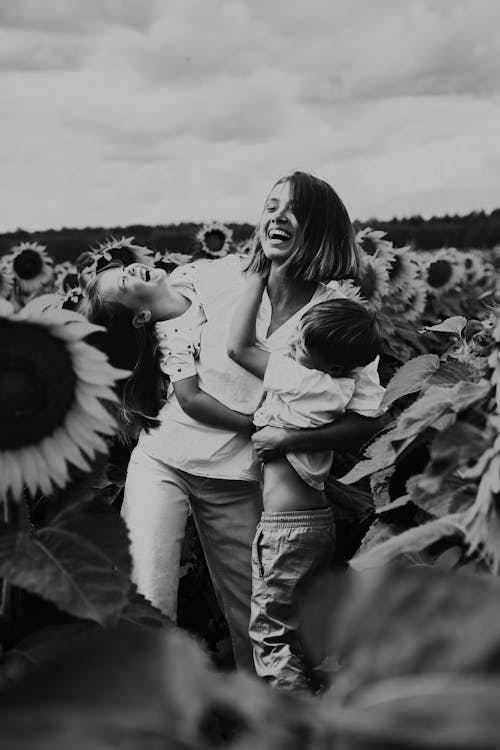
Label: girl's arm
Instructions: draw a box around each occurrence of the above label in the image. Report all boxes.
[251,412,388,463]
[227,274,270,379]
[173,377,255,434]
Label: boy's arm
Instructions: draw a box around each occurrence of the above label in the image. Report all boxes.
[251,413,388,462]
[173,377,255,435]
[227,274,270,379]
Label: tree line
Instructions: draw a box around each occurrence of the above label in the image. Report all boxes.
[1,208,499,263]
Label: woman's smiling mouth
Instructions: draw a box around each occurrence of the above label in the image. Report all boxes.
[267,228,293,243]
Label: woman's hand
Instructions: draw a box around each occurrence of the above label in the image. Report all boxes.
[251,426,290,463]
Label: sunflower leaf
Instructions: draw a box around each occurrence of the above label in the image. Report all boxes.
[421,316,467,337]
[350,514,464,570]
[380,354,440,409]
[0,502,132,625]
[415,423,489,495]
[424,359,481,388]
[406,473,478,519]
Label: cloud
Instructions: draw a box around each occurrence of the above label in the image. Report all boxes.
[0,0,499,231]
[0,0,160,35]
[0,29,87,72]
[131,0,500,103]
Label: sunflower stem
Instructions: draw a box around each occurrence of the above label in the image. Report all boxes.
[0,495,21,649]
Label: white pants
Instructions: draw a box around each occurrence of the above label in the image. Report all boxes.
[121,443,262,672]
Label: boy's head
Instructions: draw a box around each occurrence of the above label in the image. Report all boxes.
[292,298,382,375]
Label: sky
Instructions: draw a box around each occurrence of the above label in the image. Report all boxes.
[1,0,500,232]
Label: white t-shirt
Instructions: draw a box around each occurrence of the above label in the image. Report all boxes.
[254,352,356,490]
[154,286,206,384]
[138,255,385,482]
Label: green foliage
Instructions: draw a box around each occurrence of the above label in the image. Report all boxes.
[345,311,500,574]
[0,499,132,625]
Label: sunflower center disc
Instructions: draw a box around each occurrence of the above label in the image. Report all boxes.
[361,237,377,256]
[0,320,76,450]
[204,231,225,253]
[427,259,453,289]
[13,249,44,280]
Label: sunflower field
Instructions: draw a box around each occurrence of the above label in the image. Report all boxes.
[1,225,500,749]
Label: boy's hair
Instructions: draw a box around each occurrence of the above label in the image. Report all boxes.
[299,298,382,370]
[246,171,361,282]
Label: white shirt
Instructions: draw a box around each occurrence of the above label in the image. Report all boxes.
[254,352,356,430]
[138,255,385,482]
[254,352,357,490]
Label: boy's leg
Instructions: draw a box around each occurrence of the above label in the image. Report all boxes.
[122,446,190,620]
[250,508,335,692]
[188,477,262,674]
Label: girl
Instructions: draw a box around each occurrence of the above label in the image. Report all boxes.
[228,275,382,690]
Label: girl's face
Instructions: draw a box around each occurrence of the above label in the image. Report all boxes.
[97,263,168,312]
[258,180,299,264]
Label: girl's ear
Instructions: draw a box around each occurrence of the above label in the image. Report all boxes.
[132,309,152,328]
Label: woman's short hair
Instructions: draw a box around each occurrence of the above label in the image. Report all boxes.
[246,171,361,282]
[79,272,163,443]
[299,298,382,369]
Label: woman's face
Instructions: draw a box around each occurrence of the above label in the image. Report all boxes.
[97,263,168,312]
[258,180,299,264]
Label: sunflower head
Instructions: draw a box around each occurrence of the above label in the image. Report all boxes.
[355,253,390,310]
[55,261,79,294]
[0,306,129,501]
[401,278,429,321]
[80,237,155,286]
[386,246,419,299]
[355,227,394,258]
[196,221,233,258]
[425,253,460,295]
[6,242,54,293]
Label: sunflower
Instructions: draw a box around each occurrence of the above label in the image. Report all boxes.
[54,261,79,294]
[6,242,54,294]
[81,236,155,285]
[442,247,466,286]
[355,227,395,258]
[460,251,485,284]
[355,253,390,310]
[0,306,130,501]
[196,221,233,258]
[386,246,419,298]
[401,278,428,321]
[0,257,14,299]
[424,253,461,296]
[327,278,362,302]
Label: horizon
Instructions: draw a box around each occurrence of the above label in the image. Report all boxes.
[2,204,500,238]
[2,1,500,233]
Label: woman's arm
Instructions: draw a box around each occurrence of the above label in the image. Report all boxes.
[251,413,388,463]
[227,274,269,379]
[173,377,254,434]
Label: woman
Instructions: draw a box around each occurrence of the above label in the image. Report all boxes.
[82,171,385,675]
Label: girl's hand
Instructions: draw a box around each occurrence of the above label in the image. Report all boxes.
[251,426,290,463]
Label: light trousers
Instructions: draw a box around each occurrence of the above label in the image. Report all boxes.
[121,443,262,672]
[250,508,335,691]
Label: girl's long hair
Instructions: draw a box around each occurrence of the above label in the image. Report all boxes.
[79,273,164,444]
